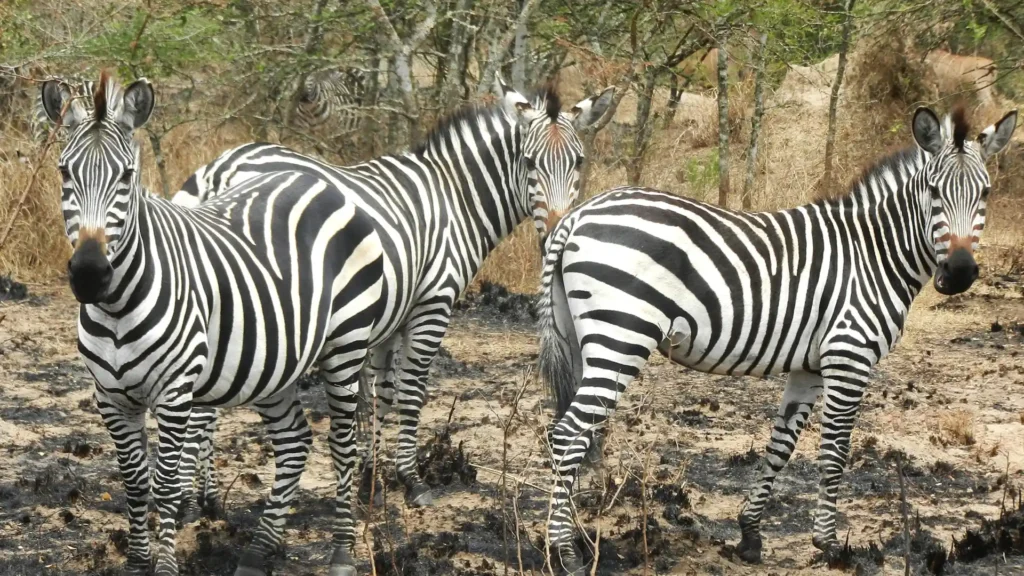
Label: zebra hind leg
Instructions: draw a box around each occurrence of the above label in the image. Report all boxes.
[234,389,313,576]
[176,407,220,527]
[811,364,868,560]
[736,370,822,563]
[196,410,225,520]
[358,337,400,507]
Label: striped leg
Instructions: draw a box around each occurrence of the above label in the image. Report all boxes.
[812,359,869,557]
[96,395,151,575]
[547,330,652,575]
[359,334,402,506]
[178,407,221,526]
[737,370,822,563]
[234,388,312,576]
[150,394,195,576]
[321,337,372,576]
[392,313,452,507]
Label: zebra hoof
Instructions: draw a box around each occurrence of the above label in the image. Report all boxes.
[177,501,203,528]
[329,547,357,576]
[234,550,267,576]
[358,467,385,507]
[557,545,586,576]
[736,532,762,563]
[406,483,433,507]
[124,556,151,576]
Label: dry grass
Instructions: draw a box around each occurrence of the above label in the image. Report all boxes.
[937,409,978,447]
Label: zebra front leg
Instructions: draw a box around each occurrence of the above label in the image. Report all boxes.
[811,362,868,559]
[736,370,822,563]
[151,397,196,576]
[195,410,224,519]
[97,396,152,575]
[177,407,220,526]
[234,389,313,576]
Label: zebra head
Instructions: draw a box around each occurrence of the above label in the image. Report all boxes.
[912,106,1016,295]
[40,72,154,304]
[496,75,614,240]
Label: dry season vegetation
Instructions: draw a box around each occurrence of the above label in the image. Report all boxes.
[2,0,1024,575]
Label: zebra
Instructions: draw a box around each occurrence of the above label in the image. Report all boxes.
[536,106,1016,573]
[40,72,388,576]
[173,75,614,509]
[290,68,365,135]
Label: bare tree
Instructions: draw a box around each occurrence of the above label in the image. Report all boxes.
[474,0,540,97]
[821,0,857,197]
[716,22,730,207]
[365,0,438,143]
[742,30,768,210]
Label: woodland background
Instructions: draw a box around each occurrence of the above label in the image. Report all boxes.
[2,0,1023,290]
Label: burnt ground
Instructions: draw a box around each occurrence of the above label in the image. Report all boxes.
[0,275,1023,576]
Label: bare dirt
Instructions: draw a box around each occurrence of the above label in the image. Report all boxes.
[1,274,1023,576]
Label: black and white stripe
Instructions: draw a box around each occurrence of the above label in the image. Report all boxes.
[536,107,1017,573]
[291,68,365,135]
[41,74,387,576]
[176,76,614,507]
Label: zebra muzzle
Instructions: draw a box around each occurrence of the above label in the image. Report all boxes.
[934,248,978,296]
[68,237,113,304]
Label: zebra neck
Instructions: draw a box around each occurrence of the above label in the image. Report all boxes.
[820,157,937,299]
[99,197,158,317]
[416,117,531,250]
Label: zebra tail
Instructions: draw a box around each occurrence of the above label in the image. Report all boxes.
[537,219,581,421]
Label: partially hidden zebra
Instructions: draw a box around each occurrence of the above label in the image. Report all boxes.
[41,72,388,576]
[537,106,1016,573]
[290,68,365,135]
[173,76,614,509]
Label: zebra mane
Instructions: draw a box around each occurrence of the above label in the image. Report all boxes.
[412,83,566,155]
[950,104,969,152]
[93,70,110,123]
[830,146,924,203]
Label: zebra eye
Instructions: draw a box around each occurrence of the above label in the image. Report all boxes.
[524,157,536,170]
[980,186,990,200]
[59,166,71,181]
[120,169,134,185]
[575,157,585,169]
[928,184,940,198]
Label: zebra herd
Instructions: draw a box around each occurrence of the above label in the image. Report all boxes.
[34,70,1016,576]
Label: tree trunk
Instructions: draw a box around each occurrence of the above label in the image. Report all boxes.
[475,0,539,96]
[626,64,659,186]
[742,30,768,210]
[439,0,473,108]
[664,72,681,128]
[716,25,730,207]
[511,0,529,90]
[821,0,856,198]
[148,131,170,198]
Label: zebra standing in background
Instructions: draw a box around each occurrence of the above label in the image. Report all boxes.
[537,107,1016,573]
[174,76,614,508]
[290,68,365,135]
[41,73,387,576]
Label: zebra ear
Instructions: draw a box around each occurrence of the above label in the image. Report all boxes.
[568,86,615,130]
[496,73,535,121]
[120,78,154,130]
[977,110,1017,161]
[912,108,944,155]
[40,80,87,129]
